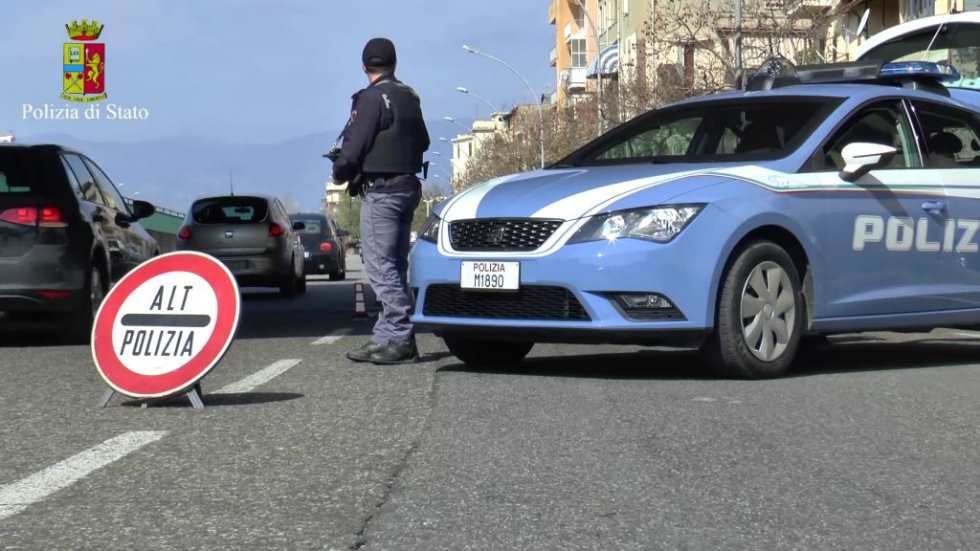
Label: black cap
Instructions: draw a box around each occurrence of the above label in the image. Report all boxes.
[362,38,397,68]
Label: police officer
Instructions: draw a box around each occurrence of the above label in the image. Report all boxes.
[332,38,429,365]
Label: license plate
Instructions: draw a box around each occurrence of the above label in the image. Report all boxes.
[304,251,310,259]
[460,261,520,291]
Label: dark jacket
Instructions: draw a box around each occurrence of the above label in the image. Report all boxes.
[332,74,429,193]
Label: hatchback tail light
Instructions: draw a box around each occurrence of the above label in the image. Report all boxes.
[268,223,284,237]
[177,226,192,240]
[319,242,333,253]
[0,206,67,228]
[36,290,72,300]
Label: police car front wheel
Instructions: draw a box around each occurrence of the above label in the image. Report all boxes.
[443,337,533,366]
[707,241,804,379]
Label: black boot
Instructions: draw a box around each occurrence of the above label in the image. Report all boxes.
[368,341,419,365]
[347,341,386,363]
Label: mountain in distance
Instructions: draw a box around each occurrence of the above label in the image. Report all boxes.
[24,118,463,214]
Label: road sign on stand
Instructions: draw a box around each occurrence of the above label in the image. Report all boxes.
[92,251,241,408]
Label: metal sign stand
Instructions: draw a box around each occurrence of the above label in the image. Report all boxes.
[98,382,205,409]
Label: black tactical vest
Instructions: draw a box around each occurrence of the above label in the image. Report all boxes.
[361,80,426,175]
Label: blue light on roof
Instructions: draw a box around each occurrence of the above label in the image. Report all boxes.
[879,61,961,82]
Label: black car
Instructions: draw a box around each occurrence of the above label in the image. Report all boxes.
[177,195,306,296]
[289,213,347,280]
[0,144,158,341]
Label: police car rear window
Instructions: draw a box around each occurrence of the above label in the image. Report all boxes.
[191,197,269,224]
[0,150,31,193]
[561,97,839,166]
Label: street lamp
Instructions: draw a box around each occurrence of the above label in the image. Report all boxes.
[456,86,498,114]
[572,0,604,134]
[462,44,546,169]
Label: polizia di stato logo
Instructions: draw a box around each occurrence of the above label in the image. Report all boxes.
[62,19,106,103]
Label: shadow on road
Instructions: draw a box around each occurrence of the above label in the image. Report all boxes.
[439,336,980,380]
[120,392,304,408]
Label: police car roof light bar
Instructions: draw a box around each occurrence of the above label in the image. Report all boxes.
[746,59,960,95]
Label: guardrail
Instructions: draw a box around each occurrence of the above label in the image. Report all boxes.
[124,198,185,219]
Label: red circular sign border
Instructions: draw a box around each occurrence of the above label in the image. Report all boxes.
[91,251,241,398]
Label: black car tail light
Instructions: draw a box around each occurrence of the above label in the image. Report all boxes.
[319,242,333,253]
[0,206,67,228]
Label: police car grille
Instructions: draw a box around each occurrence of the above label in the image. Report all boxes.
[449,219,563,251]
[423,285,590,321]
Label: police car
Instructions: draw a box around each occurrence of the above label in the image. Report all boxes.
[410,14,980,378]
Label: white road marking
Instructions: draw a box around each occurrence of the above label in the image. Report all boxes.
[0,431,167,521]
[214,359,302,394]
[952,330,980,339]
[312,328,351,346]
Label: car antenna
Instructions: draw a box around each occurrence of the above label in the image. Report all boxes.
[229,171,235,196]
[925,10,955,55]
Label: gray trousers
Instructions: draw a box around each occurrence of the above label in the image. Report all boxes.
[360,188,421,346]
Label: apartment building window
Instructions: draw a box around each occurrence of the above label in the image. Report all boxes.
[570,38,588,68]
[903,0,933,20]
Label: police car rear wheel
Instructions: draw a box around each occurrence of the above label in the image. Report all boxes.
[708,241,803,379]
[443,337,533,366]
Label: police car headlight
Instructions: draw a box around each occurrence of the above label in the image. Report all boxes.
[419,214,440,243]
[569,204,704,244]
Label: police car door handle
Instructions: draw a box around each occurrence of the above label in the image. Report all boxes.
[921,200,946,213]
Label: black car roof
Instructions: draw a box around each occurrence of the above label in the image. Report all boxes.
[289,212,328,220]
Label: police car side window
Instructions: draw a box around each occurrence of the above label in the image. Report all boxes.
[912,101,980,168]
[63,154,106,205]
[823,101,919,171]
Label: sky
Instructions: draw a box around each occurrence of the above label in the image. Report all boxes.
[2,0,557,144]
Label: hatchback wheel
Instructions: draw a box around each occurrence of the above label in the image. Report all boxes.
[706,241,803,378]
[443,337,533,366]
[68,265,105,344]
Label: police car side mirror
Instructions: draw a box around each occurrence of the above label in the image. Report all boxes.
[839,142,897,182]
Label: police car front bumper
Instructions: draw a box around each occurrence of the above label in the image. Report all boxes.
[408,223,724,344]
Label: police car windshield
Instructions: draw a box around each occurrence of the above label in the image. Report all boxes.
[560,97,839,166]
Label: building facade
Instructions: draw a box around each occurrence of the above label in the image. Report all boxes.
[550,0,601,106]
[450,111,515,189]
[322,180,347,219]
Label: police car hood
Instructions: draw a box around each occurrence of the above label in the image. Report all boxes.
[438,163,773,221]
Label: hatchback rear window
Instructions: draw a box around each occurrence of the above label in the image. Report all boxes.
[295,220,323,235]
[191,197,269,224]
[0,150,31,193]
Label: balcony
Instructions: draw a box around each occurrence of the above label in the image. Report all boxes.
[783,0,835,17]
[560,67,587,91]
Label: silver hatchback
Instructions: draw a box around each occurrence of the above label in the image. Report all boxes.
[176,194,306,296]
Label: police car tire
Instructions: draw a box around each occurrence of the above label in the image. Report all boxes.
[443,337,533,366]
[707,241,804,379]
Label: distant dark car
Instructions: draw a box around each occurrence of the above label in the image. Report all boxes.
[177,195,306,296]
[289,213,347,280]
[0,144,158,341]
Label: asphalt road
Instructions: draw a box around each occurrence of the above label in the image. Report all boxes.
[1,255,979,550]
